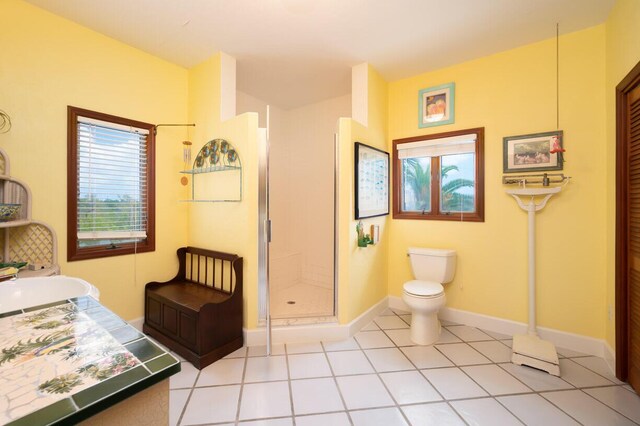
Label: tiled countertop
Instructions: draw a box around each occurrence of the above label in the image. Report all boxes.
[0,296,180,425]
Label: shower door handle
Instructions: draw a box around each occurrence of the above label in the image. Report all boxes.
[266,219,272,243]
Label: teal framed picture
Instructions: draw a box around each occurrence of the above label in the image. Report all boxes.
[418,82,455,128]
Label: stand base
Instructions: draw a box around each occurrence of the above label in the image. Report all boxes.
[511,334,560,376]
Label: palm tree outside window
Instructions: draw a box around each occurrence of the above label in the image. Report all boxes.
[393,128,484,222]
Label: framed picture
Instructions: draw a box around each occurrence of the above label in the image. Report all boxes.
[419,82,455,128]
[355,142,389,219]
[503,130,564,173]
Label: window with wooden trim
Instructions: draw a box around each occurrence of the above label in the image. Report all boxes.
[67,106,155,261]
[393,128,484,222]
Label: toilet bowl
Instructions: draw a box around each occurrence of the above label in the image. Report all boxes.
[403,248,456,345]
[402,280,446,345]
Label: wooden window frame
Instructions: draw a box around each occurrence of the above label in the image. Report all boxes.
[392,127,485,222]
[67,106,156,261]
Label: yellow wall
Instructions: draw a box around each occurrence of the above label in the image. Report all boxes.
[605,0,640,349]
[388,26,608,339]
[5,0,635,345]
[0,0,189,320]
[187,56,261,328]
[338,65,390,323]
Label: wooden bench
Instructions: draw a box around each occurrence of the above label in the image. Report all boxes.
[143,247,243,369]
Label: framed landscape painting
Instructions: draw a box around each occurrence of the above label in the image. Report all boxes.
[503,130,564,173]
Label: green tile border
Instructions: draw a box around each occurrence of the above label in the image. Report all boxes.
[145,353,180,373]
[4,398,75,426]
[2,296,181,425]
[60,362,179,425]
[108,325,144,345]
[0,309,22,318]
[72,366,150,409]
[23,300,68,312]
[125,339,165,362]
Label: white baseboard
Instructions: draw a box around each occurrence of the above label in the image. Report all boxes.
[390,296,614,363]
[129,317,143,331]
[244,297,388,346]
[604,342,616,376]
[132,295,617,378]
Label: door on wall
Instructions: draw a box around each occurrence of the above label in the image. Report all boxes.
[616,60,640,391]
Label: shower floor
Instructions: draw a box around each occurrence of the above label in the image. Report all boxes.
[271,283,333,319]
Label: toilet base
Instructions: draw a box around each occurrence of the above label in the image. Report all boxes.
[409,311,441,345]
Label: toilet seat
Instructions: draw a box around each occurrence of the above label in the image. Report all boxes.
[403,280,444,298]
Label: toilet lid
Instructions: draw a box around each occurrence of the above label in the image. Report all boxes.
[404,280,444,297]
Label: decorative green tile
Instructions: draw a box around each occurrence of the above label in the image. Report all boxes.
[109,326,144,345]
[125,339,164,362]
[0,309,22,318]
[145,353,180,373]
[23,300,67,312]
[5,398,75,426]
[72,366,150,408]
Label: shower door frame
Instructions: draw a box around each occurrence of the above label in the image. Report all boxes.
[258,129,339,326]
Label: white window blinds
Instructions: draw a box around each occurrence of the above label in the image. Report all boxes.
[397,134,477,159]
[76,116,149,244]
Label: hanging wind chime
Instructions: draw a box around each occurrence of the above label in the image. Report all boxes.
[181,140,193,186]
[154,123,196,186]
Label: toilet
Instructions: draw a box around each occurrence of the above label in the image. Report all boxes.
[402,247,457,345]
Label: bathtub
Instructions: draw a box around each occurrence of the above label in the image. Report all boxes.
[0,275,100,314]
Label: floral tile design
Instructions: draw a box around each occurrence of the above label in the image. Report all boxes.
[0,302,142,424]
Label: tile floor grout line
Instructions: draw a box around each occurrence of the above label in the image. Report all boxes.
[375,320,470,426]
[174,312,636,425]
[576,386,640,424]
[284,343,297,425]
[320,339,355,425]
[537,389,595,425]
[233,347,249,424]
[562,356,619,385]
[362,320,452,425]
[489,397,529,426]
[439,323,624,425]
[379,316,594,425]
[434,328,587,424]
[355,324,424,425]
[176,366,202,426]
[355,318,622,424]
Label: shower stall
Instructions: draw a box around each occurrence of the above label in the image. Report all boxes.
[241,92,350,325]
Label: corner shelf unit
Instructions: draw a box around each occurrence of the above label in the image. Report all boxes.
[0,147,60,277]
[181,139,243,203]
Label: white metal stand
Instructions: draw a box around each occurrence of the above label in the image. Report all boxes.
[506,187,562,376]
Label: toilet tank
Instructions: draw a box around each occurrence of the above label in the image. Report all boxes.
[408,247,457,283]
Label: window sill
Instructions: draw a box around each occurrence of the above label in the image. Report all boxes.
[393,212,484,222]
[68,242,155,262]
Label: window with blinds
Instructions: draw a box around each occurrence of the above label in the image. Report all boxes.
[392,128,484,222]
[67,106,155,261]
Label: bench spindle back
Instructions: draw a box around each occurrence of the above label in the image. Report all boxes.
[183,247,239,295]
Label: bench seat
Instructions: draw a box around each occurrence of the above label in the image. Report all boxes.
[143,247,243,369]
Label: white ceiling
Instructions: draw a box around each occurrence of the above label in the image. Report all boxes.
[27,0,614,109]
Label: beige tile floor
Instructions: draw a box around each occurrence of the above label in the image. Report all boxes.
[168,308,640,425]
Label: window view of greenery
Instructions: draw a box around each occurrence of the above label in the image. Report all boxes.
[77,196,145,248]
[402,157,432,212]
[401,153,475,213]
[440,153,475,212]
[77,125,146,248]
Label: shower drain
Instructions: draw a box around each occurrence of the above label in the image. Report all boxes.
[287,301,296,305]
